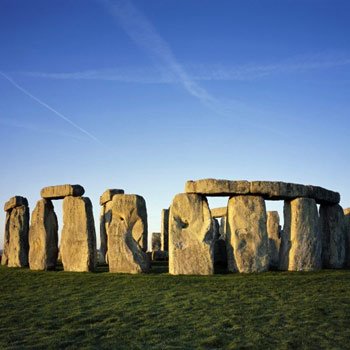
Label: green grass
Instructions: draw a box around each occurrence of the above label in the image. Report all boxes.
[1,265,350,349]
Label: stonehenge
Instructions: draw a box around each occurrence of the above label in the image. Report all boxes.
[60,196,97,272]
[226,195,269,273]
[2,196,29,267]
[103,194,150,273]
[169,193,215,275]
[1,178,350,275]
[29,199,58,270]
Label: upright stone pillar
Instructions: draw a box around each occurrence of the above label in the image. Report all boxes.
[99,189,125,264]
[60,196,97,272]
[151,232,161,251]
[267,211,281,269]
[161,209,169,251]
[227,195,269,273]
[99,206,107,264]
[1,212,11,266]
[283,198,321,271]
[29,199,58,270]
[169,193,215,275]
[104,194,150,273]
[2,196,30,267]
[213,218,227,267]
[319,204,346,268]
[344,208,350,267]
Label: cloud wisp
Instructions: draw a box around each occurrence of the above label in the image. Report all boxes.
[23,55,350,84]
[102,0,218,108]
[0,71,101,144]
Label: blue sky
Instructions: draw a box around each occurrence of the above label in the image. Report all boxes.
[1,0,350,249]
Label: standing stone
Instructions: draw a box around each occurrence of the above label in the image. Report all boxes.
[104,194,150,273]
[213,218,227,267]
[60,196,97,272]
[319,204,346,268]
[99,206,107,264]
[29,199,58,270]
[1,212,11,266]
[267,211,281,269]
[160,209,169,251]
[283,198,321,271]
[169,193,215,275]
[7,205,30,267]
[151,232,161,251]
[227,195,269,273]
[344,208,350,267]
[279,202,291,270]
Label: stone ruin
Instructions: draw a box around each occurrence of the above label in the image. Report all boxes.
[1,178,350,275]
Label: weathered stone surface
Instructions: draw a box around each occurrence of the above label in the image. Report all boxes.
[319,204,346,269]
[29,199,58,270]
[60,196,96,272]
[267,211,281,269]
[105,194,148,252]
[185,179,340,204]
[1,212,11,265]
[151,232,161,251]
[7,205,30,267]
[4,196,28,212]
[219,216,227,239]
[211,207,227,218]
[227,195,269,273]
[160,209,169,251]
[99,189,125,206]
[99,206,107,264]
[41,184,85,200]
[186,179,250,197]
[104,194,150,273]
[169,193,215,275]
[283,198,321,271]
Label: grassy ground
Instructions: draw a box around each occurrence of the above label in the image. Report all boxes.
[0,264,350,349]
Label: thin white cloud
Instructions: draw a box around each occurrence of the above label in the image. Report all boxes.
[22,55,350,83]
[102,0,217,107]
[0,117,87,141]
[0,71,101,144]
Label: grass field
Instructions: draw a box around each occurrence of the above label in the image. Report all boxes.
[1,264,350,349]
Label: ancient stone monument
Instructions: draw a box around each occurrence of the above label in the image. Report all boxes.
[103,194,150,273]
[226,195,269,273]
[2,196,29,267]
[151,232,161,251]
[169,193,215,275]
[281,198,321,271]
[29,199,58,270]
[267,211,281,269]
[99,189,125,264]
[319,204,346,268]
[60,195,97,272]
[160,208,169,251]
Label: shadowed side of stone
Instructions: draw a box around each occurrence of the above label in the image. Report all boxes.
[29,199,58,270]
[344,208,350,267]
[60,196,97,272]
[169,193,215,275]
[267,211,281,269]
[104,194,150,273]
[99,206,107,264]
[1,211,11,266]
[227,195,269,273]
[160,209,169,251]
[40,184,85,200]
